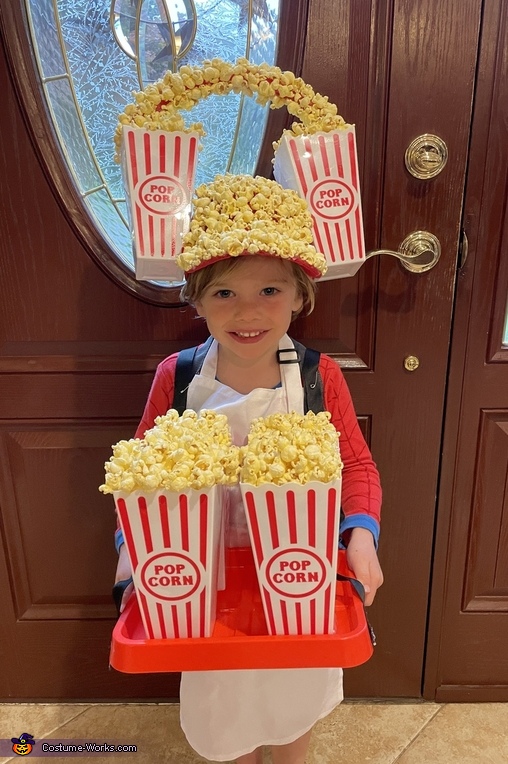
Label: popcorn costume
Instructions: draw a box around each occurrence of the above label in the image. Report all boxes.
[180,336,343,761]
[111,58,382,762]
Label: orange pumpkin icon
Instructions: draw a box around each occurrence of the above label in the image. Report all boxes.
[11,733,35,755]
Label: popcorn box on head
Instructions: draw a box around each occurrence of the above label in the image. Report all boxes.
[240,480,342,636]
[274,126,366,280]
[121,126,199,282]
[114,486,222,639]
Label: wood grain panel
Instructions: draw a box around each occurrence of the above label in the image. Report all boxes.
[0,421,137,620]
[463,411,508,611]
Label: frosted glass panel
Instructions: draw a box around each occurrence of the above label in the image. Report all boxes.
[29,0,66,77]
[26,0,281,283]
[85,188,132,267]
[45,79,103,193]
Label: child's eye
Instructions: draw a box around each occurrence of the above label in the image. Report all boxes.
[261,287,280,296]
[214,289,232,298]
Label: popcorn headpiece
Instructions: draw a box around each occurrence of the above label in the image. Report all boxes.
[116,58,366,283]
[176,174,327,278]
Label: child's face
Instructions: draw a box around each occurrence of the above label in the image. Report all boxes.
[195,256,303,362]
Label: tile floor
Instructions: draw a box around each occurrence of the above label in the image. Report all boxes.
[1,701,507,763]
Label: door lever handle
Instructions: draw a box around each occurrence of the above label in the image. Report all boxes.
[366,231,441,273]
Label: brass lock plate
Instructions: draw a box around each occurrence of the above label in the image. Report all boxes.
[405,134,448,179]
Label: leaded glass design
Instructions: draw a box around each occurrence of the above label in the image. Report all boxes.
[25,0,281,283]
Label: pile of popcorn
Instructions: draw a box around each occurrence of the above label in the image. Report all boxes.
[99,410,240,494]
[240,411,343,486]
[177,174,327,276]
[114,57,348,162]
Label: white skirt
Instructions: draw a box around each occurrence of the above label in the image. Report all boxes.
[180,667,343,761]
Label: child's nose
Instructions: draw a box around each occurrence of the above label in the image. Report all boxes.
[235,296,260,317]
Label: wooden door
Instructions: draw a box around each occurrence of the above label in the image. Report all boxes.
[424,0,508,702]
[0,0,483,700]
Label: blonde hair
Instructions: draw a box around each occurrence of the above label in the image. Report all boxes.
[180,255,316,319]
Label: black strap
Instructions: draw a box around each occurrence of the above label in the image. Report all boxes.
[173,336,214,415]
[292,339,324,414]
[112,577,133,616]
[336,572,377,646]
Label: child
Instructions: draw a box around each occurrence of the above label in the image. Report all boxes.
[114,175,383,764]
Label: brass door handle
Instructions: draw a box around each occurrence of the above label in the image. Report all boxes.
[366,231,441,273]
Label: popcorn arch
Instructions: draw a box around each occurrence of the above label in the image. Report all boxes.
[114,57,348,162]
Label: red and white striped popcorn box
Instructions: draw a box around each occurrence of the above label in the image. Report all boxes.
[114,486,223,639]
[121,126,199,282]
[240,480,342,636]
[273,127,366,280]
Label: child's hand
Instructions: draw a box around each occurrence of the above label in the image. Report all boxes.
[346,527,383,606]
[114,544,134,613]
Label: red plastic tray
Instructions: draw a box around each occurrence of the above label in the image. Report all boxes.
[110,547,373,672]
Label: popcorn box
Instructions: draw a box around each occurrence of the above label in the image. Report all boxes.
[121,126,199,282]
[114,486,222,639]
[273,127,366,280]
[240,480,342,635]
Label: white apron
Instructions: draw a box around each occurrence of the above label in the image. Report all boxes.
[180,336,343,761]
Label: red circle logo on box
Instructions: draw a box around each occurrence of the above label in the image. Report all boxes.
[140,552,201,601]
[265,548,327,598]
[137,175,188,215]
[309,179,355,220]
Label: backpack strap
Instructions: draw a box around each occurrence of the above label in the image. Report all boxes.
[172,336,213,414]
[292,339,324,414]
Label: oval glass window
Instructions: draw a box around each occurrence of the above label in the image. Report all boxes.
[24,0,281,292]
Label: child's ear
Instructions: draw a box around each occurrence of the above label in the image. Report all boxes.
[292,293,304,313]
[194,300,205,318]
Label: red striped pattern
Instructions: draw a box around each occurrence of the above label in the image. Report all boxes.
[185,601,193,637]
[139,592,155,639]
[156,601,167,638]
[138,496,153,553]
[245,491,264,567]
[243,483,341,636]
[135,205,144,255]
[274,128,366,273]
[174,134,181,176]
[267,491,280,548]
[326,488,337,565]
[122,127,198,268]
[148,215,154,256]
[289,138,308,194]
[348,131,358,188]
[160,218,166,257]
[333,132,344,177]
[116,498,138,570]
[186,137,197,192]
[115,488,220,639]
[305,137,318,181]
[318,134,330,175]
[263,588,277,634]
[199,493,208,567]
[128,130,138,186]
[179,493,189,551]
[307,489,316,547]
[159,494,171,547]
[287,490,297,543]
[143,132,151,175]
[159,133,166,173]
